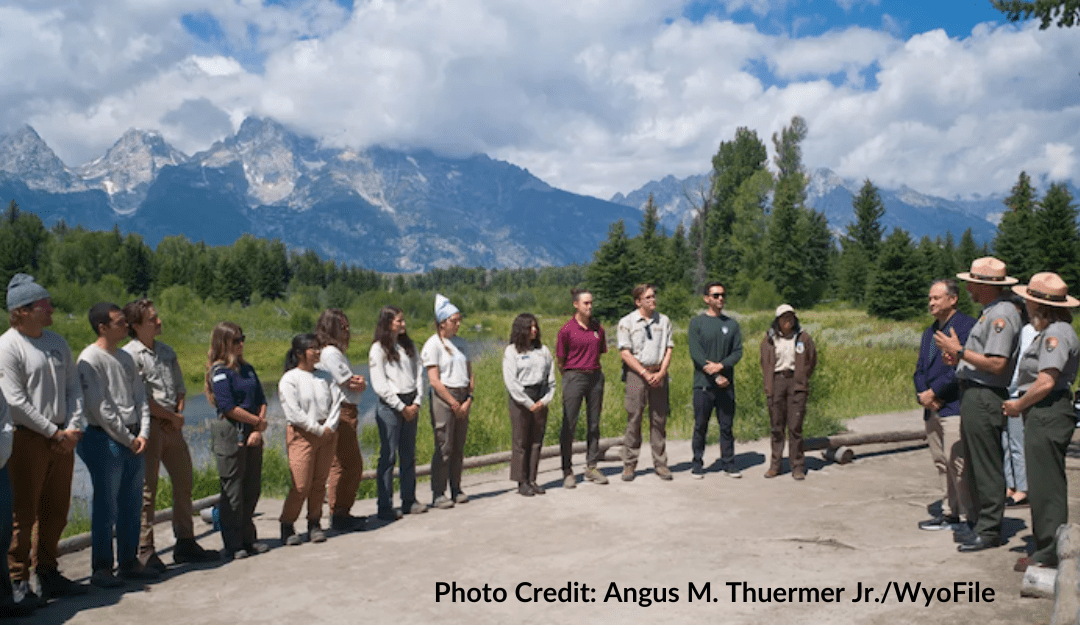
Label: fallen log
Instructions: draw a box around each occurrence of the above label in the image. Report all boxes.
[805,430,927,465]
[1052,523,1080,624]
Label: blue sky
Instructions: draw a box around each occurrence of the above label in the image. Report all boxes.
[0,0,1076,201]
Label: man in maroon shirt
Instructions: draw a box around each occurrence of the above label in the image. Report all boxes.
[556,289,608,488]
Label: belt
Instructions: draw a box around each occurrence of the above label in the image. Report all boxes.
[88,423,140,437]
[775,369,795,378]
[958,380,1007,395]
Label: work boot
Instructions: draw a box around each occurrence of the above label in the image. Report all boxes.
[331,513,366,532]
[621,465,635,482]
[173,538,219,563]
[37,569,89,598]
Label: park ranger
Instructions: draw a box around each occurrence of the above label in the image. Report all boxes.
[934,257,1021,553]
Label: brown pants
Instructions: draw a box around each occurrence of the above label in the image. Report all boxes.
[509,397,547,483]
[327,403,363,516]
[8,428,73,580]
[140,417,196,559]
[430,387,470,499]
[280,424,337,524]
[926,410,972,520]
[767,373,807,472]
[621,370,669,469]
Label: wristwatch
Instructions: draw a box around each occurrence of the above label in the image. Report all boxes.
[957,348,965,361]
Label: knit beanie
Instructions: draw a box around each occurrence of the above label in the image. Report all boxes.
[6,273,50,311]
[435,293,460,323]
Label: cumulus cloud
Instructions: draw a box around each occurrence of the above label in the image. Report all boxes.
[0,0,1077,200]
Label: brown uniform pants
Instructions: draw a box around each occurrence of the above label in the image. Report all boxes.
[767,372,807,473]
[430,387,470,499]
[8,428,73,581]
[327,403,363,516]
[280,424,337,524]
[621,369,669,469]
[140,417,196,560]
[509,396,547,483]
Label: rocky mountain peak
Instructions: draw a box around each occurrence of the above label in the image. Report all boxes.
[77,129,188,210]
[0,125,81,192]
[195,116,315,205]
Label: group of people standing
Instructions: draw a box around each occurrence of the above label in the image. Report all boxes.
[914,257,1079,574]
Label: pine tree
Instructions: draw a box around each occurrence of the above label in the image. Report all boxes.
[866,229,924,320]
[706,127,769,278]
[766,116,816,306]
[839,179,886,304]
[993,171,1037,282]
[1034,182,1080,289]
[587,220,641,321]
[956,228,980,272]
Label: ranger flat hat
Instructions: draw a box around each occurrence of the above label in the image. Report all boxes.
[1013,272,1079,308]
[956,257,1018,286]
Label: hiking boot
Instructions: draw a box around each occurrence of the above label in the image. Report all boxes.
[90,569,124,589]
[432,495,455,509]
[378,508,403,521]
[621,465,635,482]
[173,538,219,563]
[453,492,469,504]
[118,561,159,581]
[530,481,546,494]
[281,522,303,546]
[563,473,577,489]
[142,553,168,574]
[792,468,806,481]
[655,466,673,481]
[308,520,327,544]
[518,482,535,497]
[331,513,366,532]
[408,502,428,515]
[37,569,89,598]
[584,467,608,484]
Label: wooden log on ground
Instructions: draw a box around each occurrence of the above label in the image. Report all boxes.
[804,430,926,452]
[823,446,854,464]
[1052,523,1080,623]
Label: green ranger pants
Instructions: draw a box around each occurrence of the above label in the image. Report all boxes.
[1024,390,1075,565]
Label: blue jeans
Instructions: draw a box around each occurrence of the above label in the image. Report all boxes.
[375,400,417,516]
[77,427,145,572]
[692,386,736,471]
[1002,414,1027,492]
[0,465,13,600]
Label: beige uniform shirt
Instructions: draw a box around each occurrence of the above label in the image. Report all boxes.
[123,338,186,413]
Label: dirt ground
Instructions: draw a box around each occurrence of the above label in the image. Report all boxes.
[15,409,1073,624]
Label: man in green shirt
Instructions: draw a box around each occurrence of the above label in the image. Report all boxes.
[688,282,743,479]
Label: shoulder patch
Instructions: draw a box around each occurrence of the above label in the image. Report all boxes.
[1046,337,1059,353]
[212,372,227,382]
[993,318,1006,333]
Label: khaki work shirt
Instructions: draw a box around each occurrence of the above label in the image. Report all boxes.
[617,310,673,367]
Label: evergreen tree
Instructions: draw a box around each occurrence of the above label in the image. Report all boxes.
[866,228,924,320]
[993,171,1037,282]
[255,239,290,300]
[118,234,153,296]
[994,0,1080,28]
[633,194,668,286]
[766,116,815,306]
[706,128,769,278]
[0,203,48,288]
[798,208,835,306]
[587,220,641,321]
[1034,182,1080,289]
[956,228,980,272]
[848,179,886,260]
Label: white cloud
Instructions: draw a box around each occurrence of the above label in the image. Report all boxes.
[0,0,1077,202]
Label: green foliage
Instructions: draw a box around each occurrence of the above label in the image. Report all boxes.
[993,171,1037,282]
[866,229,925,320]
[586,220,641,322]
[848,179,886,260]
[1034,182,1080,289]
[0,202,48,288]
[706,127,769,276]
[993,0,1080,28]
[956,228,980,273]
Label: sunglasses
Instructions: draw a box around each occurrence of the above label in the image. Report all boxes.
[709,292,725,298]
[232,335,246,345]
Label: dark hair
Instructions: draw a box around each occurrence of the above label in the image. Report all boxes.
[510,313,541,353]
[122,298,155,339]
[571,288,591,303]
[88,302,121,336]
[1029,301,1073,325]
[205,321,245,407]
[631,284,655,301]
[702,281,724,296]
[284,333,320,373]
[316,308,350,352]
[930,279,959,299]
[373,305,415,363]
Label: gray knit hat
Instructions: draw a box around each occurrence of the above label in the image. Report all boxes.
[6,273,50,311]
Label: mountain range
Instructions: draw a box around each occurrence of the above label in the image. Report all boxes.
[0,118,1040,273]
